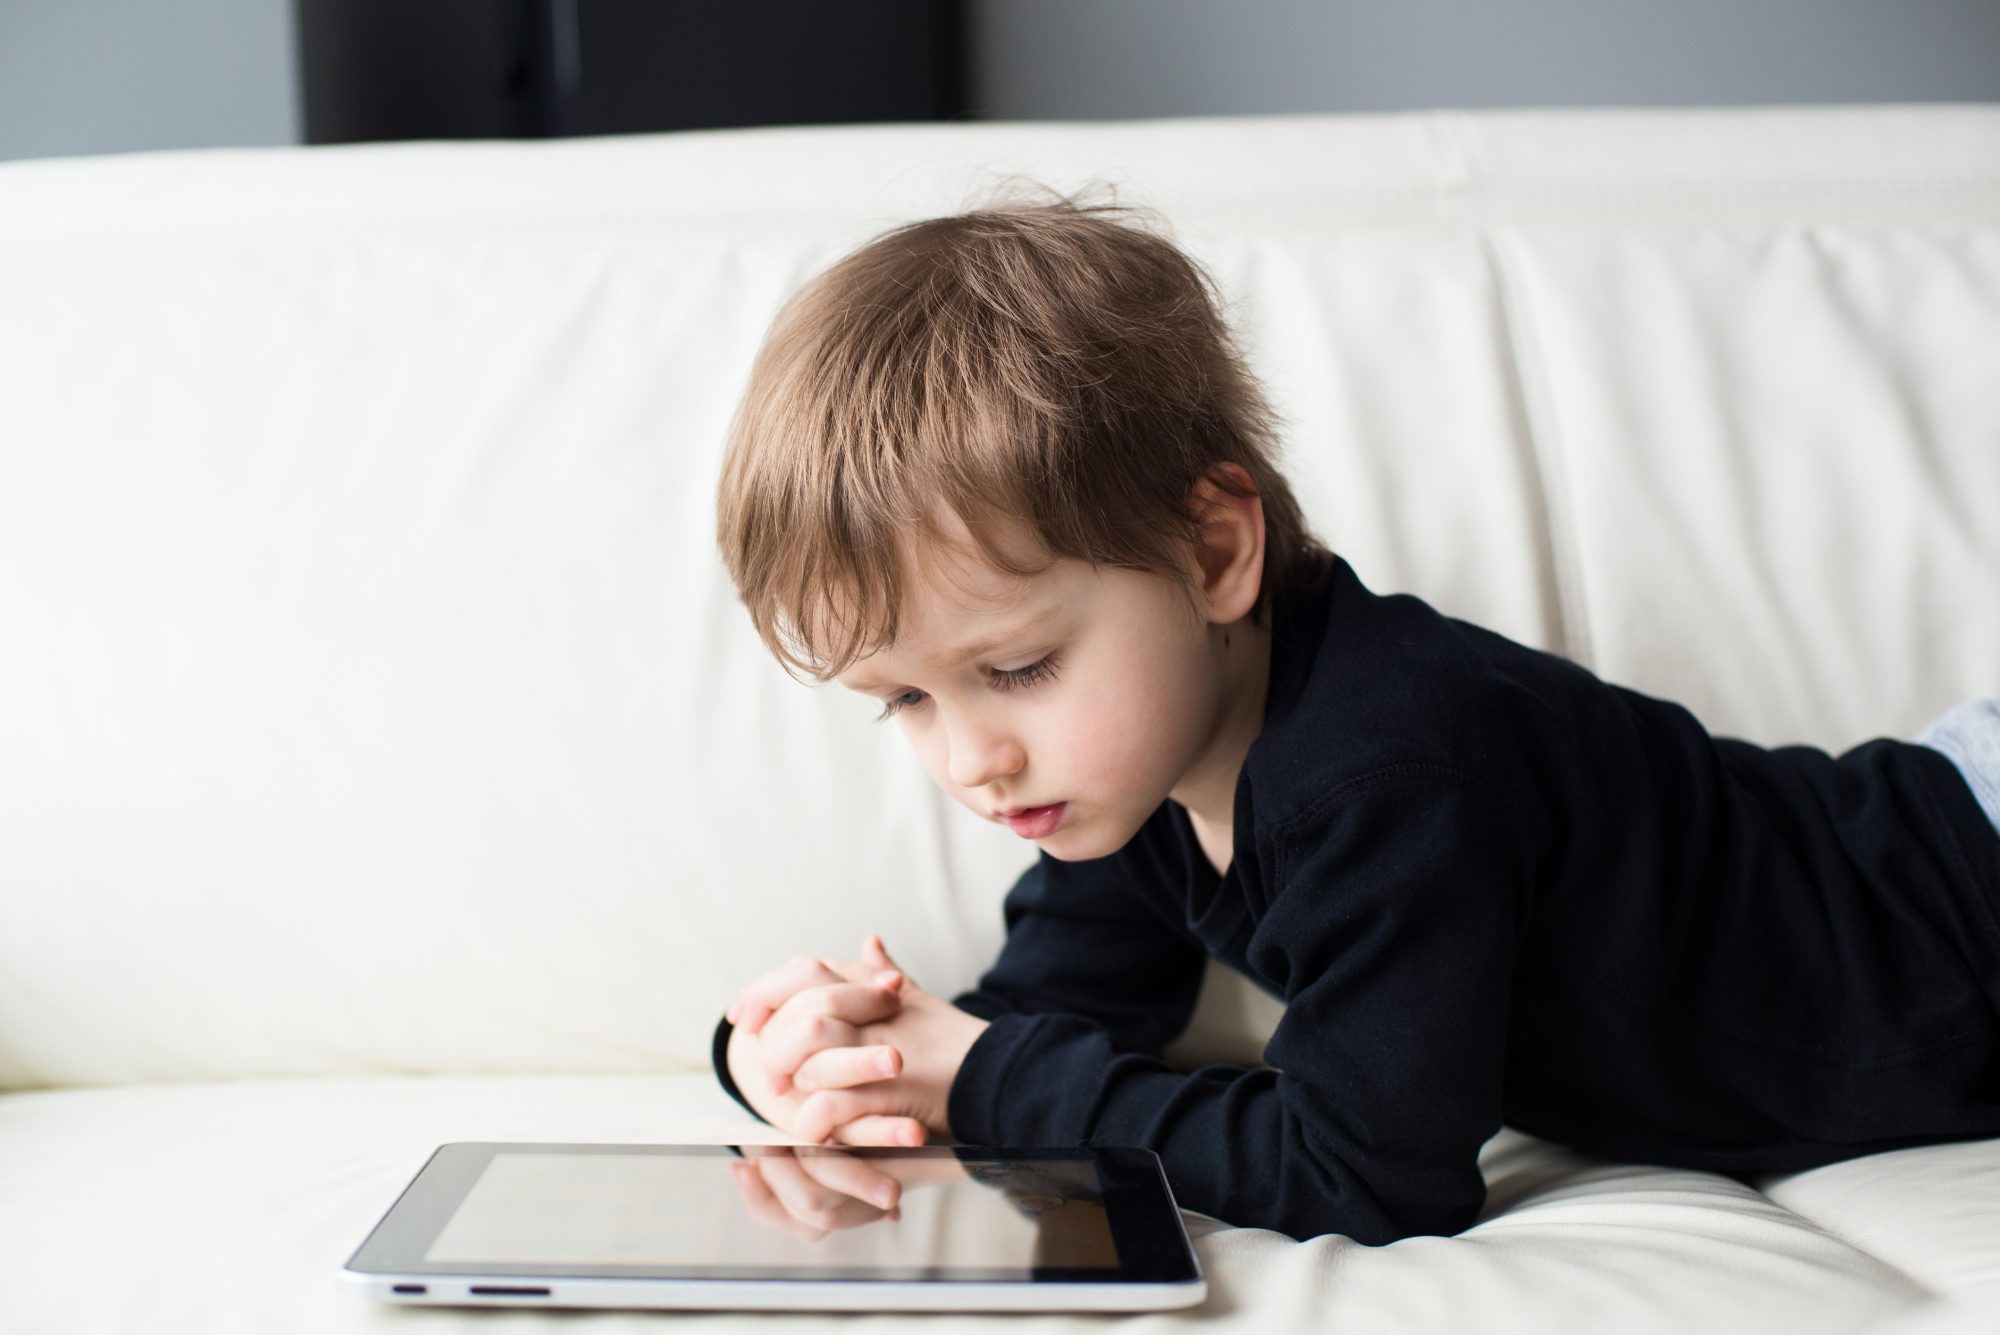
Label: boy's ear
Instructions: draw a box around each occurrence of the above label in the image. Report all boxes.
[1186,462,1265,625]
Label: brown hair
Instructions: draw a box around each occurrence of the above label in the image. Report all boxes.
[715,180,1329,682]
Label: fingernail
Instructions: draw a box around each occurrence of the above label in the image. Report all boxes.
[874,1050,897,1078]
[875,970,901,987]
[872,1185,896,1209]
[899,1125,920,1147]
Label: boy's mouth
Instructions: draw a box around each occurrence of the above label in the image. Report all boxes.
[999,803,1068,839]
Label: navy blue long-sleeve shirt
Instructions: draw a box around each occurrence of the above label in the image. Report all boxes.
[717,551,2000,1245]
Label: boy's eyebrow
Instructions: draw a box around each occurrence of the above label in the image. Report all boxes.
[940,622,1044,662]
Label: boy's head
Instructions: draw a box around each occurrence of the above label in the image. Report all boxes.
[716,185,1329,855]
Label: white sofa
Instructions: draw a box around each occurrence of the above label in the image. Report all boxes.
[2,103,1998,1334]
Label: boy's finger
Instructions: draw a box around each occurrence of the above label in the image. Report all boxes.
[786,980,907,1030]
[761,985,905,1075]
[862,937,916,993]
[761,1017,858,1097]
[829,1115,929,1149]
[730,955,847,1035]
[793,1087,909,1145]
[731,954,843,1031]
[790,1044,902,1094]
[816,956,900,990]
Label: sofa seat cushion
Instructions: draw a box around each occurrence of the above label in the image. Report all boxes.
[1753,1140,2000,1304]
[1,1072,1989,1333]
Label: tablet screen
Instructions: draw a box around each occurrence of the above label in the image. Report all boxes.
[346,1144,1183,1284]
[421,1148,1119,1274]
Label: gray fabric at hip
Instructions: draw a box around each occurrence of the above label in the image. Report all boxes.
[1916,698,2000,836]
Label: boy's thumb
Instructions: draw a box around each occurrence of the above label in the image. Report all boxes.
[863,934,901,974]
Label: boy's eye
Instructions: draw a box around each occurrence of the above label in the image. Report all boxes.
[876,688,927,723]
[873,653,1062,724]
[988,653,1061,693]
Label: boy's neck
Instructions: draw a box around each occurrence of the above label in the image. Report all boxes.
[1170,615,1274,875]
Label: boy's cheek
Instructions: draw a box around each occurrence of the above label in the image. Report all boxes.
[904,733,952,792]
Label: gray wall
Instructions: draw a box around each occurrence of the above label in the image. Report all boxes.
[0,0,297,161]
[2,1,1996,162]
[968,0,2000,118]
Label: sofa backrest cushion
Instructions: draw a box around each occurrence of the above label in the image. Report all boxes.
[0,107,1995,1088]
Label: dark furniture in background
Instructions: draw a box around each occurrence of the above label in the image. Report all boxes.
[296,0,969,144]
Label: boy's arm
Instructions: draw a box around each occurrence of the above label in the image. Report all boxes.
[952,804,1211,1054]
[946,770,1525,1246]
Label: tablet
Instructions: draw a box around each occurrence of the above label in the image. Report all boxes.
[340,1142,1206,1312]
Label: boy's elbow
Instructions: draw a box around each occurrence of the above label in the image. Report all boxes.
[1359,1186,1484,1245]
[1280,1182,1483,1247]
[1273,1139,1487,1246]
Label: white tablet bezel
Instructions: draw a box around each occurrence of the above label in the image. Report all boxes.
[340,1142,1207,1313]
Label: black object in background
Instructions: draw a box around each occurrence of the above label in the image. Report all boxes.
[296,0,969,145]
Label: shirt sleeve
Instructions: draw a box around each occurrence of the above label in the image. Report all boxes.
[951,806,1212,1057]
[946,767,1527,1245]
[710,1013,766,1124]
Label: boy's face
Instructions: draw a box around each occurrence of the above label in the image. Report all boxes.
[833,523,1239,862]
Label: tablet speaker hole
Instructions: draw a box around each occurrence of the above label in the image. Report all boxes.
[390,1285,427,1294]
[470,1286,551,1297]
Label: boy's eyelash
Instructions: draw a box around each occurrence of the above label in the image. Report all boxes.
[991,654,1061,693]
[874,654,1062,723]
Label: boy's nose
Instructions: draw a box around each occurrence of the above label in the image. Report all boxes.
[944,714,1025,790]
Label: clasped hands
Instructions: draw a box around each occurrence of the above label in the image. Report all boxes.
[725,935,990,1150]
[723,935,990,1238]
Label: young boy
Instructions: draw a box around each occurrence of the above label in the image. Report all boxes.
[706,189,2000,1246]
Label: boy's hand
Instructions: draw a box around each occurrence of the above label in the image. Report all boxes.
[781,939,990,1146]
[725,939,924,1146]
[725,938,989,1147]
[728,947,907,1098]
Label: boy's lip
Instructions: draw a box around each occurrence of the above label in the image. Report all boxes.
[998,802,1068,838]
